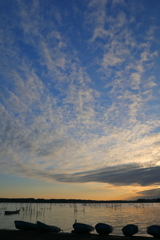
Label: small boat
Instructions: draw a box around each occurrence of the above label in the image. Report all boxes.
[95,223,113,235]
[73,222,94,234]
[5,209,20,215]
[37,221,61,233]
[122,224,138,236]
[14,220,37,231]
[147,225,160,238]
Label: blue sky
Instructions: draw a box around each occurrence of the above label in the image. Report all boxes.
[0,0,160,200]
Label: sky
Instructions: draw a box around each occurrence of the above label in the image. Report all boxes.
[0,0,160,201]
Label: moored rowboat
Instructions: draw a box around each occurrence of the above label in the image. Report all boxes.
[73,222,94,234]
[122,224,138,236]
[37,221,61,232]
[147,225,160,238]
[14,220,37,231]
[95,223,113,235]
[5,210,20,215]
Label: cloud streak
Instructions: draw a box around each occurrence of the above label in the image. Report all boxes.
[53,164,160,186]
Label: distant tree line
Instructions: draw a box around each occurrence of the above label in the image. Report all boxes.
[137,198,160,203]
[0,198,160,203]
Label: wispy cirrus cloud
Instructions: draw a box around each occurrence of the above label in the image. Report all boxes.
[0,0,160,199]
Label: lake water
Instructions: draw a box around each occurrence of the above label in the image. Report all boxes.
[0,202,160,236]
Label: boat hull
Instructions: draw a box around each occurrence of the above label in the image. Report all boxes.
[37,221,61,232]
[14,221,37,231]
[122,224,138,236]
[5,210,20,215]
[73,222,94,234]
[147,225,160,238]
[95,223,113,235]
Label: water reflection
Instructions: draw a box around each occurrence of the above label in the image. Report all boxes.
[0,202,160,236]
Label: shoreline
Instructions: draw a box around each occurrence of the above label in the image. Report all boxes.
[0,230,155,240]
[1,198,160,204]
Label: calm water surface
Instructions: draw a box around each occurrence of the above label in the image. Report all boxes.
[0,202,160,236]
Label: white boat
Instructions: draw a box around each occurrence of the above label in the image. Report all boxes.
[14,220,37,231]
[73,222,94,234]
[37,221,61,232]
[147,225,160,238]
[122,224,138,236]
[95,223,113,235]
